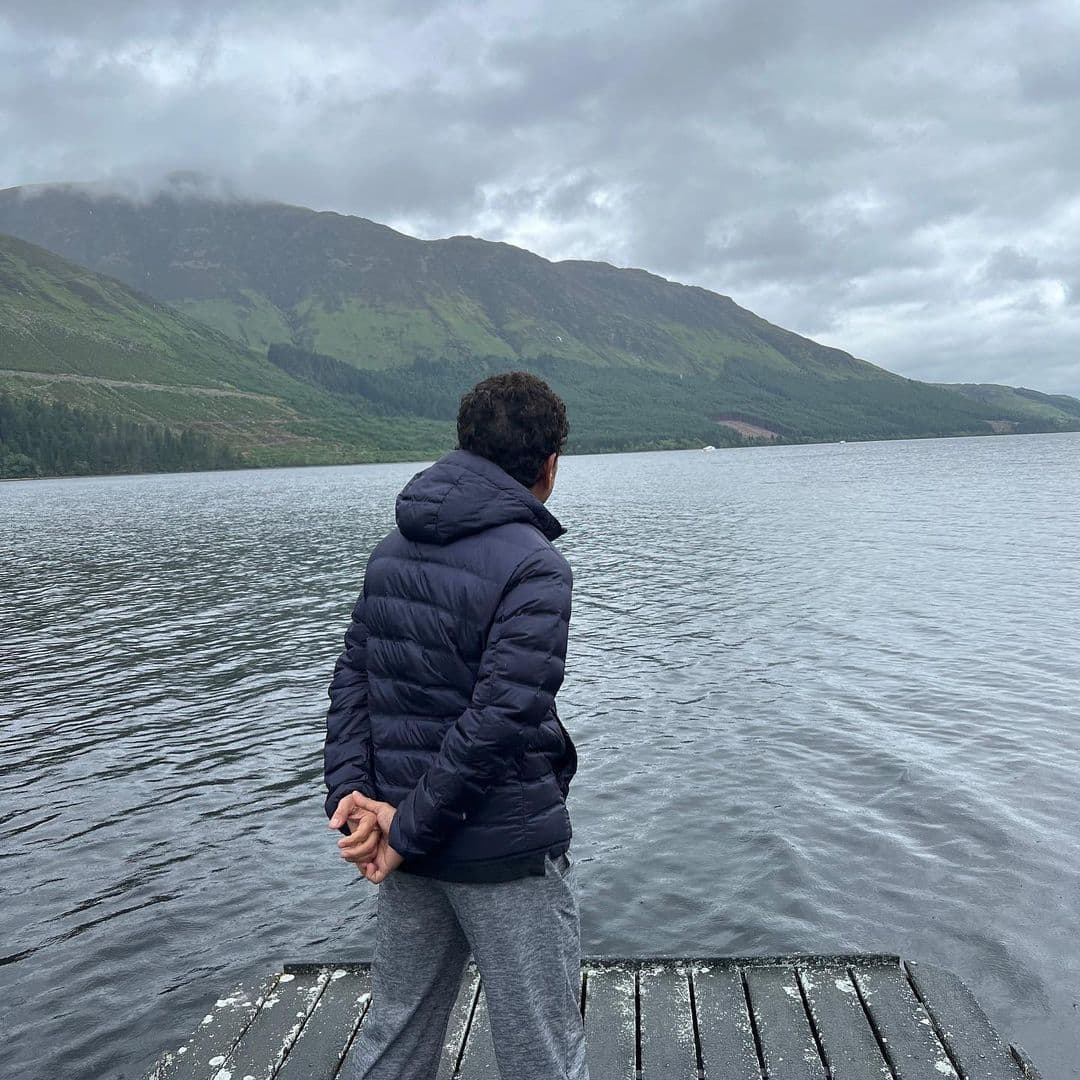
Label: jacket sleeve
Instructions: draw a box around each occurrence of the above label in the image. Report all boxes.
[388,547,572,860]
[324,594,377,835]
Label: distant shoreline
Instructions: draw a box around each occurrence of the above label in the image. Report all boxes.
[3,427,1078,485]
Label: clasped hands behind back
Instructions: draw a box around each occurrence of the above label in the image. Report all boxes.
[329,790,405,884]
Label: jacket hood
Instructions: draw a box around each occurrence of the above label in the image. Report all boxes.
[395,449,566,546]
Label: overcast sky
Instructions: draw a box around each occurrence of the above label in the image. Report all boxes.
[3,0,1079,394]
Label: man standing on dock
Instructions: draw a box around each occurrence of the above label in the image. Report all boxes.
[324,371,587,1080]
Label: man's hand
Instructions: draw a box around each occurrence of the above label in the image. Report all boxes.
[329,790,405,884]
[336,808,381,867]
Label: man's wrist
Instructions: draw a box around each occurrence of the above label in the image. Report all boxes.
[387,812,413,861]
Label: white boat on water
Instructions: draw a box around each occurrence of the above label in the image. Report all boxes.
[702,445,716,452]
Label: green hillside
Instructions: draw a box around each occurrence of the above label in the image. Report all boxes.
[0,233,451,476]
[266,344,1010,452]
[0,182,948,386]
[2,179,1078,479]
[942,383,1080,428]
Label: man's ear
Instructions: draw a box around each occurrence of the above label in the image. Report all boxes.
[543,453,559,492]
[533,453,554,486]
[530,452,559,499]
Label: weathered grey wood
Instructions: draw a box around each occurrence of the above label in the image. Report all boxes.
[905,960,1027,1080]
[1009,1041,1045,1080]
[638,963,697,1080]
[435,968,481,1080]
[456,977,500,1078]
[691,964,762,1080]
[148,973,278,1080]
[275,969,371,1080]
[852,966,959,1080]
[582,963,636,1080]
[744,965,827,1080]
[796,967,890,1080]
[214,970,328,1080]
[146,955,1036,1080]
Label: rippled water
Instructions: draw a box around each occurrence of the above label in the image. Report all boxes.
[2,433,1078,1079]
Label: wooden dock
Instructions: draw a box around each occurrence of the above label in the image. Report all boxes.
[145,953,1042,1079]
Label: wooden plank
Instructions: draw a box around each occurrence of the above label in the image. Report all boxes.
[904,961,1025,1079]
[275,968,371,1080]
[146,973,278,1080]
[147,955,1035,1080]
[744,966,827,1080]
[1009,1041,1045,1080]
[435,968,481,1080]
[456,978,498,1079]
[796,967,891,1080]
[691,964,761,1080]
[213,970,329,1080]
[638,963,698,1080]
[852,966,959,1080]
[582,964,637,1080]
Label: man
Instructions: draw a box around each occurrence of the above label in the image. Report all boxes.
[323,371,587,1080]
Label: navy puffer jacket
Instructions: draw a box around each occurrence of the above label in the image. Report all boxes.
[324,448,578,882]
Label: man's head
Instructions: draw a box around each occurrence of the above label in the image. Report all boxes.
[456,371,569,501]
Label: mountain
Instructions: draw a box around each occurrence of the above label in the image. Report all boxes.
[3,177,882,374]
[1,179,1077,477]
[941,383,1080,429]
[0,232,451,477]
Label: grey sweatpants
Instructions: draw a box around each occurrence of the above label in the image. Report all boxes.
[345,851,588,1080]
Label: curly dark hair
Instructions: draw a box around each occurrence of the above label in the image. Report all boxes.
[456,371,569,489]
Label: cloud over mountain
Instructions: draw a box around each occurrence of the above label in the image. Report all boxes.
[3,0,1079,392]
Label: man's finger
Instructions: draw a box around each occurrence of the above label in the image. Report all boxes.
[339,828,379,853]
[328,791,364,829]
[339,836,379,862]
[360,852,383,883]
[341,824,375,844]
[342,843,378,867]
[339,824,380,853]
[339,812,378,843]
[346,791,383,815]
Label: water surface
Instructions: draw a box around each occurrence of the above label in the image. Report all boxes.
[1,433,1078,1078]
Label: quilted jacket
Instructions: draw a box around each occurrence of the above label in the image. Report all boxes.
[323,448,578,882]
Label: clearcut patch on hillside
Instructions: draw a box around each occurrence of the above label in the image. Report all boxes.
[715,418,780,440]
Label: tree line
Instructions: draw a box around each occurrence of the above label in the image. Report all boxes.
[0,394,241,479]
[267,342,1007,451]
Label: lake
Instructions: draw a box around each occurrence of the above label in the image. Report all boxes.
[1,432,1078,1079]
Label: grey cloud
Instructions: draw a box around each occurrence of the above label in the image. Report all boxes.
[2,0,1080,393]
[983,246,1044,283]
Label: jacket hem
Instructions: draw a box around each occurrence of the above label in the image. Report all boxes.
[397,841,571,883]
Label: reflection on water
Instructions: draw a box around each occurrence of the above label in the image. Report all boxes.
[2,432,1078,1079]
